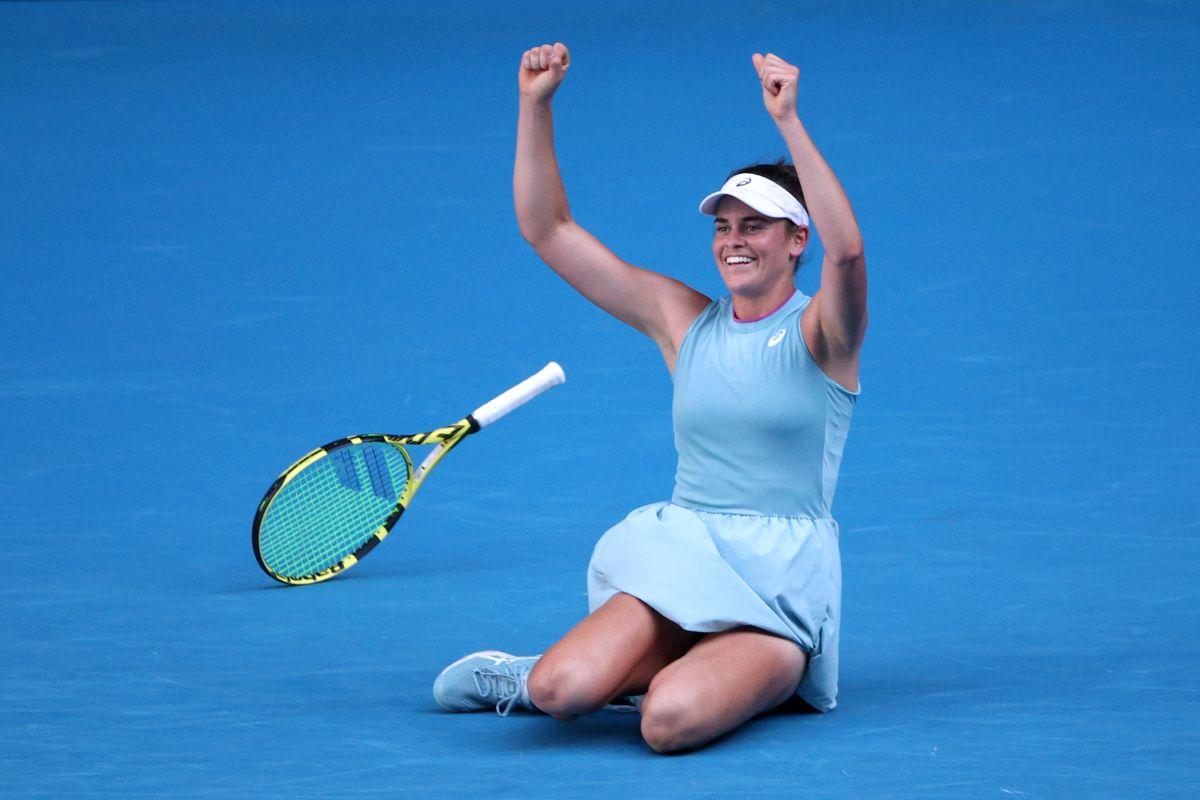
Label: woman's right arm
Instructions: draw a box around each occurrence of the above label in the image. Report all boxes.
[515,44,708,365]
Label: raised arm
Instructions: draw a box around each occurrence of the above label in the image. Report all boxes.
[752,53,867,386]
[515,44,708,368]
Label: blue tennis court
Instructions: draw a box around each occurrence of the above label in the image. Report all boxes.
[3,1,1197,796]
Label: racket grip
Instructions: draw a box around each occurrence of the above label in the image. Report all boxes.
[470,361,565,429]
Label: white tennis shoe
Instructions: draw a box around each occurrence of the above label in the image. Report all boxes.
[433,650,540,716]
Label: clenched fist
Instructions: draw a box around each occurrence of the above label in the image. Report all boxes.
[519,43,570,103]
[752,52,799,122]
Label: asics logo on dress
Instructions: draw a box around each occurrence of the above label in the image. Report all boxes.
[768,328,787,347]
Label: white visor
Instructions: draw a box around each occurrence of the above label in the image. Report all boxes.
[698,173,810,228]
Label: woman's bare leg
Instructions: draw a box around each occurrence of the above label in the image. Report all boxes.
[527,592,699,719]
[638,628,807,753]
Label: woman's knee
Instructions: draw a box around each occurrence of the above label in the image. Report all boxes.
[637,631,807,753]
[526,657,610,719]
[639,684,706,753]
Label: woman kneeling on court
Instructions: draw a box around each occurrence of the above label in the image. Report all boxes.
[434,42,867,753]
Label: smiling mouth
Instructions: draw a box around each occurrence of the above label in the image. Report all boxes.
[724,255,755,266]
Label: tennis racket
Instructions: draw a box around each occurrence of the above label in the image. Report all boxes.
[252,362,565,585]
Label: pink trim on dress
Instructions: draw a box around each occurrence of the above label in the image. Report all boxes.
[732,291,796,323]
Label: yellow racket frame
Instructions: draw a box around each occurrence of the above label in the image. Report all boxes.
[251,417,477,585]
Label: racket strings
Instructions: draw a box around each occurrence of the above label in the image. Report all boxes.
[258,442,411,579]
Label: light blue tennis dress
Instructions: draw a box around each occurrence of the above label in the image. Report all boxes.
[586,289,859,711]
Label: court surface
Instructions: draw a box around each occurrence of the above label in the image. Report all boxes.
[2,2,1197,797]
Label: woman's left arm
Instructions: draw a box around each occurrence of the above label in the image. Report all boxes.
[754,53,868,369]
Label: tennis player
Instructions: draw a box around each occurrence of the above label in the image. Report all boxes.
[434,42,867,753]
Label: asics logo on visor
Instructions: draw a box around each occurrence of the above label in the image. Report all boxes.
[736,178,751,186]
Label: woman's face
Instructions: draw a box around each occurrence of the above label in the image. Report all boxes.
[711,196,807,296]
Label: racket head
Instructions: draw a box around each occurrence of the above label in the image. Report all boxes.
[252,436,414,585]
